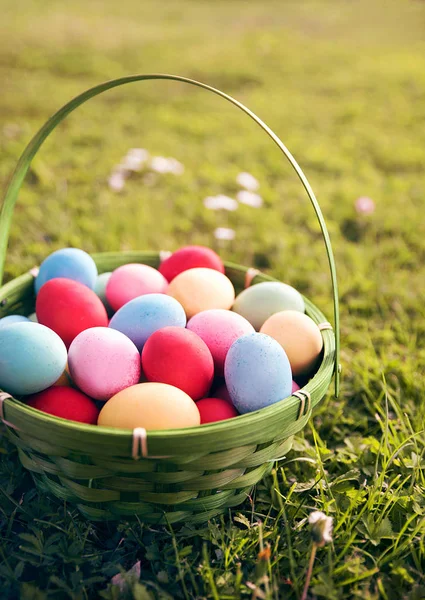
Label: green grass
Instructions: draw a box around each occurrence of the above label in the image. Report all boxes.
[1,0,425,597]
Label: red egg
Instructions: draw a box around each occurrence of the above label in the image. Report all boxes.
[141,326,214,400]
[36,278,108,348]
[196,397,238,424]
[159,245,224,282]
[26,386,99,424]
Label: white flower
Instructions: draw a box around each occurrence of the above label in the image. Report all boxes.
[150,156,170,173]
[203,196,220,210]
[308,511,333,546]
[108,170,126,191]
[167,158,185,175]
[203,195,238,211]
[236,172,259,191]
[128,148,149,162]
[216,194,238,210]
[355,196,375,215]
[122,148,149,171]
[236,190,263,208]
[150,156,184,175]
[214,227,236,241]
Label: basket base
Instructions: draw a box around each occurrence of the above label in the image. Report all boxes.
[29,462,277,524]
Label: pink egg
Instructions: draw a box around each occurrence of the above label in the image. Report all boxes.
[292,380,300,393]
[106,264,168,311]
[68,327,141,401]
[187,309,254,376]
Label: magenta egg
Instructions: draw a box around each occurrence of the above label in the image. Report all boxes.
[106,264,168,311]
[292,380,300,393]
[187,309,254,376]
[68,327,141,401]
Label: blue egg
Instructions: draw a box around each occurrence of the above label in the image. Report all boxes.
[109,294,186,351]
[0,322,67,395]
[0,315,30,329]
[224,332,292,414]
[35,248,98,294]
[94,272,113,316]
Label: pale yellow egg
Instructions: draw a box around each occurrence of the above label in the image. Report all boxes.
[167,268,235,319]
[260,310,323,377]
[97,382,200,430]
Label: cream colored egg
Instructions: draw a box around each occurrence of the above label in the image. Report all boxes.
[97,382,200,430]
[260,310,323,376]
[167,268,235,319]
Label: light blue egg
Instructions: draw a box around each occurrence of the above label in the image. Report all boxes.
[94,272,113,315]
[232,281,305,330]
[224,332,292,414]
[0,322,67,395]
[109,294,186,351]
[0,315,30,330]
[35,248,98,294]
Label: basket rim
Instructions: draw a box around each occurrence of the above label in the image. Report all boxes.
[0,253,335,455]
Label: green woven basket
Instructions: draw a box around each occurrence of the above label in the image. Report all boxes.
[0,74,340,524]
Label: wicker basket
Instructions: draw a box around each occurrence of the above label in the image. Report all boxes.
[0,75,340,524]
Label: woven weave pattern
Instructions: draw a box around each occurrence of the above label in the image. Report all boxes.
[0,253,335,523]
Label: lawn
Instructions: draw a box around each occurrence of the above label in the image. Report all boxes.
[1,1,425,598]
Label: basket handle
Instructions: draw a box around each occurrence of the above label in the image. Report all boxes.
[0,74,340,396]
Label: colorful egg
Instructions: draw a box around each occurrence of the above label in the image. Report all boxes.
[224,332,292,414]
[187,309,254,376]
[68,328,141,401]
[36,278,108,347]
[94,272,113,315]
[142,327,214,400]
[232,281,305,330]
[35,248,97,294]
[292,380,300,393]
[109,294,186,351]
[159,245,225,282]
[0,315,30,329]
[106,264,168,311]
[196,398,238,424]
[0,322,67,395]
[97,382,200,430]
[260,311,323,377]
[167,268,235,318]
[28,313,38,322]
[26,387,99,424]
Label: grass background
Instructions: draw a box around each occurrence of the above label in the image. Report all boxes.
[1,1,425,598]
